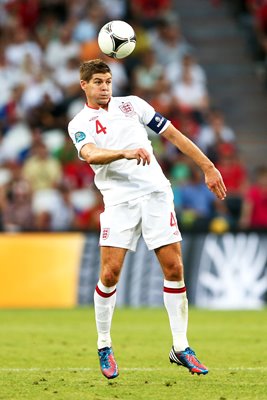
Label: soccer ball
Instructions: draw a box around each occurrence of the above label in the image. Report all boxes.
[98,20,136,59]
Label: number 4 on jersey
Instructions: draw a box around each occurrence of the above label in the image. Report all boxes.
[170,212,177,227]
[96,119,107,134]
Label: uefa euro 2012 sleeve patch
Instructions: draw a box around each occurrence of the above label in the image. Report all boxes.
[75,131,86,143]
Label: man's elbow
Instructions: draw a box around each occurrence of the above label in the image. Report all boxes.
[80,145,96,164]
[83,153,106,165]
[84,153,99,164]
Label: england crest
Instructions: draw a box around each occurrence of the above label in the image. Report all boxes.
[102,228,110,240]
[119,102,135,116]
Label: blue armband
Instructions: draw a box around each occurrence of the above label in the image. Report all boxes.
[147,112,168,134]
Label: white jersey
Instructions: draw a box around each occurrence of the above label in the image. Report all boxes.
[68,95,171,206]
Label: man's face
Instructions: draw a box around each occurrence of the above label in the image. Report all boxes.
[80,72,112,108]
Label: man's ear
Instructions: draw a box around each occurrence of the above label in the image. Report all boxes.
[80,80,87,91]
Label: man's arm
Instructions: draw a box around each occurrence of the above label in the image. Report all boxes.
[162,124,227,200]
[80,143,151,166]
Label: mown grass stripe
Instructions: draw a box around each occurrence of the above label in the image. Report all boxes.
[0,367,266,372]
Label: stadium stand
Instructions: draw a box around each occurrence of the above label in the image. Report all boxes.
[0,0,266,232]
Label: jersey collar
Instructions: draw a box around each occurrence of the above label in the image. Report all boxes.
[85,97,112,111]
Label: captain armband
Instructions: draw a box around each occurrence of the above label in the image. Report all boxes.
[146,112,168,134]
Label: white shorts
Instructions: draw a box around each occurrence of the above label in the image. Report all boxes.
[99,188,182,251]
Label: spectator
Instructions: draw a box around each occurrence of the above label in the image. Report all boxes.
[129,0,172,28]
[26,94,67,133]
[0,51,21,109]
[49,183,77,231]
[172,68,209,124]
[5,0,40,31]
[45,25,80,70]
[2,163,34,232]
[239,165,267,229]
[72,2,106,43]
[171,112,200,144]
[165,52,207,87]
[22,141,62,191]
[197,109,236,161]
[173,164,228,231]
[5,26,42,68]
[215,143,248,226]
[149,16,192,66]
[149,75,173,121]
[99,0,127,20]
[171,157,192,210]
[56,136,95,190]
[75,185,104,231]
[36,12,61,51]
[53,56,81,98]
[132,48,165,98]
[0,84,25,135]
[249,0,267,56]
[128,19,152,58]
[20,70,63,114]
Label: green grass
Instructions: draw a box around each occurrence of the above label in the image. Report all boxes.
[0,308,266,400]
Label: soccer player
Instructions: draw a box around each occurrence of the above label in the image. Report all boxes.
[68,59,227,379]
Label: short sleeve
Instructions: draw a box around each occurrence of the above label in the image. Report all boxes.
[68,119,96,161]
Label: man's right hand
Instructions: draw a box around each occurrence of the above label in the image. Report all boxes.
[81,143,151,166]
[123,148,151,165]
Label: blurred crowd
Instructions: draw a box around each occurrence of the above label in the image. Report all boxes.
[226,0,267,88]
[0,0,267,233]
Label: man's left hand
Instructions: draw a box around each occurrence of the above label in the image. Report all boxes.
[205,167,227,200]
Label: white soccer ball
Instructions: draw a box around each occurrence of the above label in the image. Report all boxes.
[98,20,136,59]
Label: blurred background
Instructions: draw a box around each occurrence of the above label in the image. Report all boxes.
[0,0,266,309]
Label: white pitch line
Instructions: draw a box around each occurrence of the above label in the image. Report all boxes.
[0,367,267,372]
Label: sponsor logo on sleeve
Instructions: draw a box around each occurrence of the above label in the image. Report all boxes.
[75,131,86,143]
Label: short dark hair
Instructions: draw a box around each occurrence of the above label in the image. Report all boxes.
[80,59,111,82]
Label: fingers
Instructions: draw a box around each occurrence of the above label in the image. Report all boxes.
[215,185,227,200]
[124,148,151,165]
[206,168,227,200]
[218,182,227,199]
[208,180,227,200]
[136,148,150,166]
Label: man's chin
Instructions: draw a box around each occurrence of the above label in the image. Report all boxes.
[98,98,110,104]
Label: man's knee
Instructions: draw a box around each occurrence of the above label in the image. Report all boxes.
[100,261,122,287]
[100,247,126,287]
[163,258,184,281]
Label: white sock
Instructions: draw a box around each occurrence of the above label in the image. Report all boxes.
[163,279,189,352]
[94,280,117,349]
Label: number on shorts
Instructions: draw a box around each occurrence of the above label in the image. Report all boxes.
[170,212,177,227]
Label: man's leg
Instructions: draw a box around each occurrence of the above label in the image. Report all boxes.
[94,246,127,379]
[155,242,208,375]
[155,242,189,351]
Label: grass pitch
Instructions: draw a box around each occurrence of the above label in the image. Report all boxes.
[0,308,266,400]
